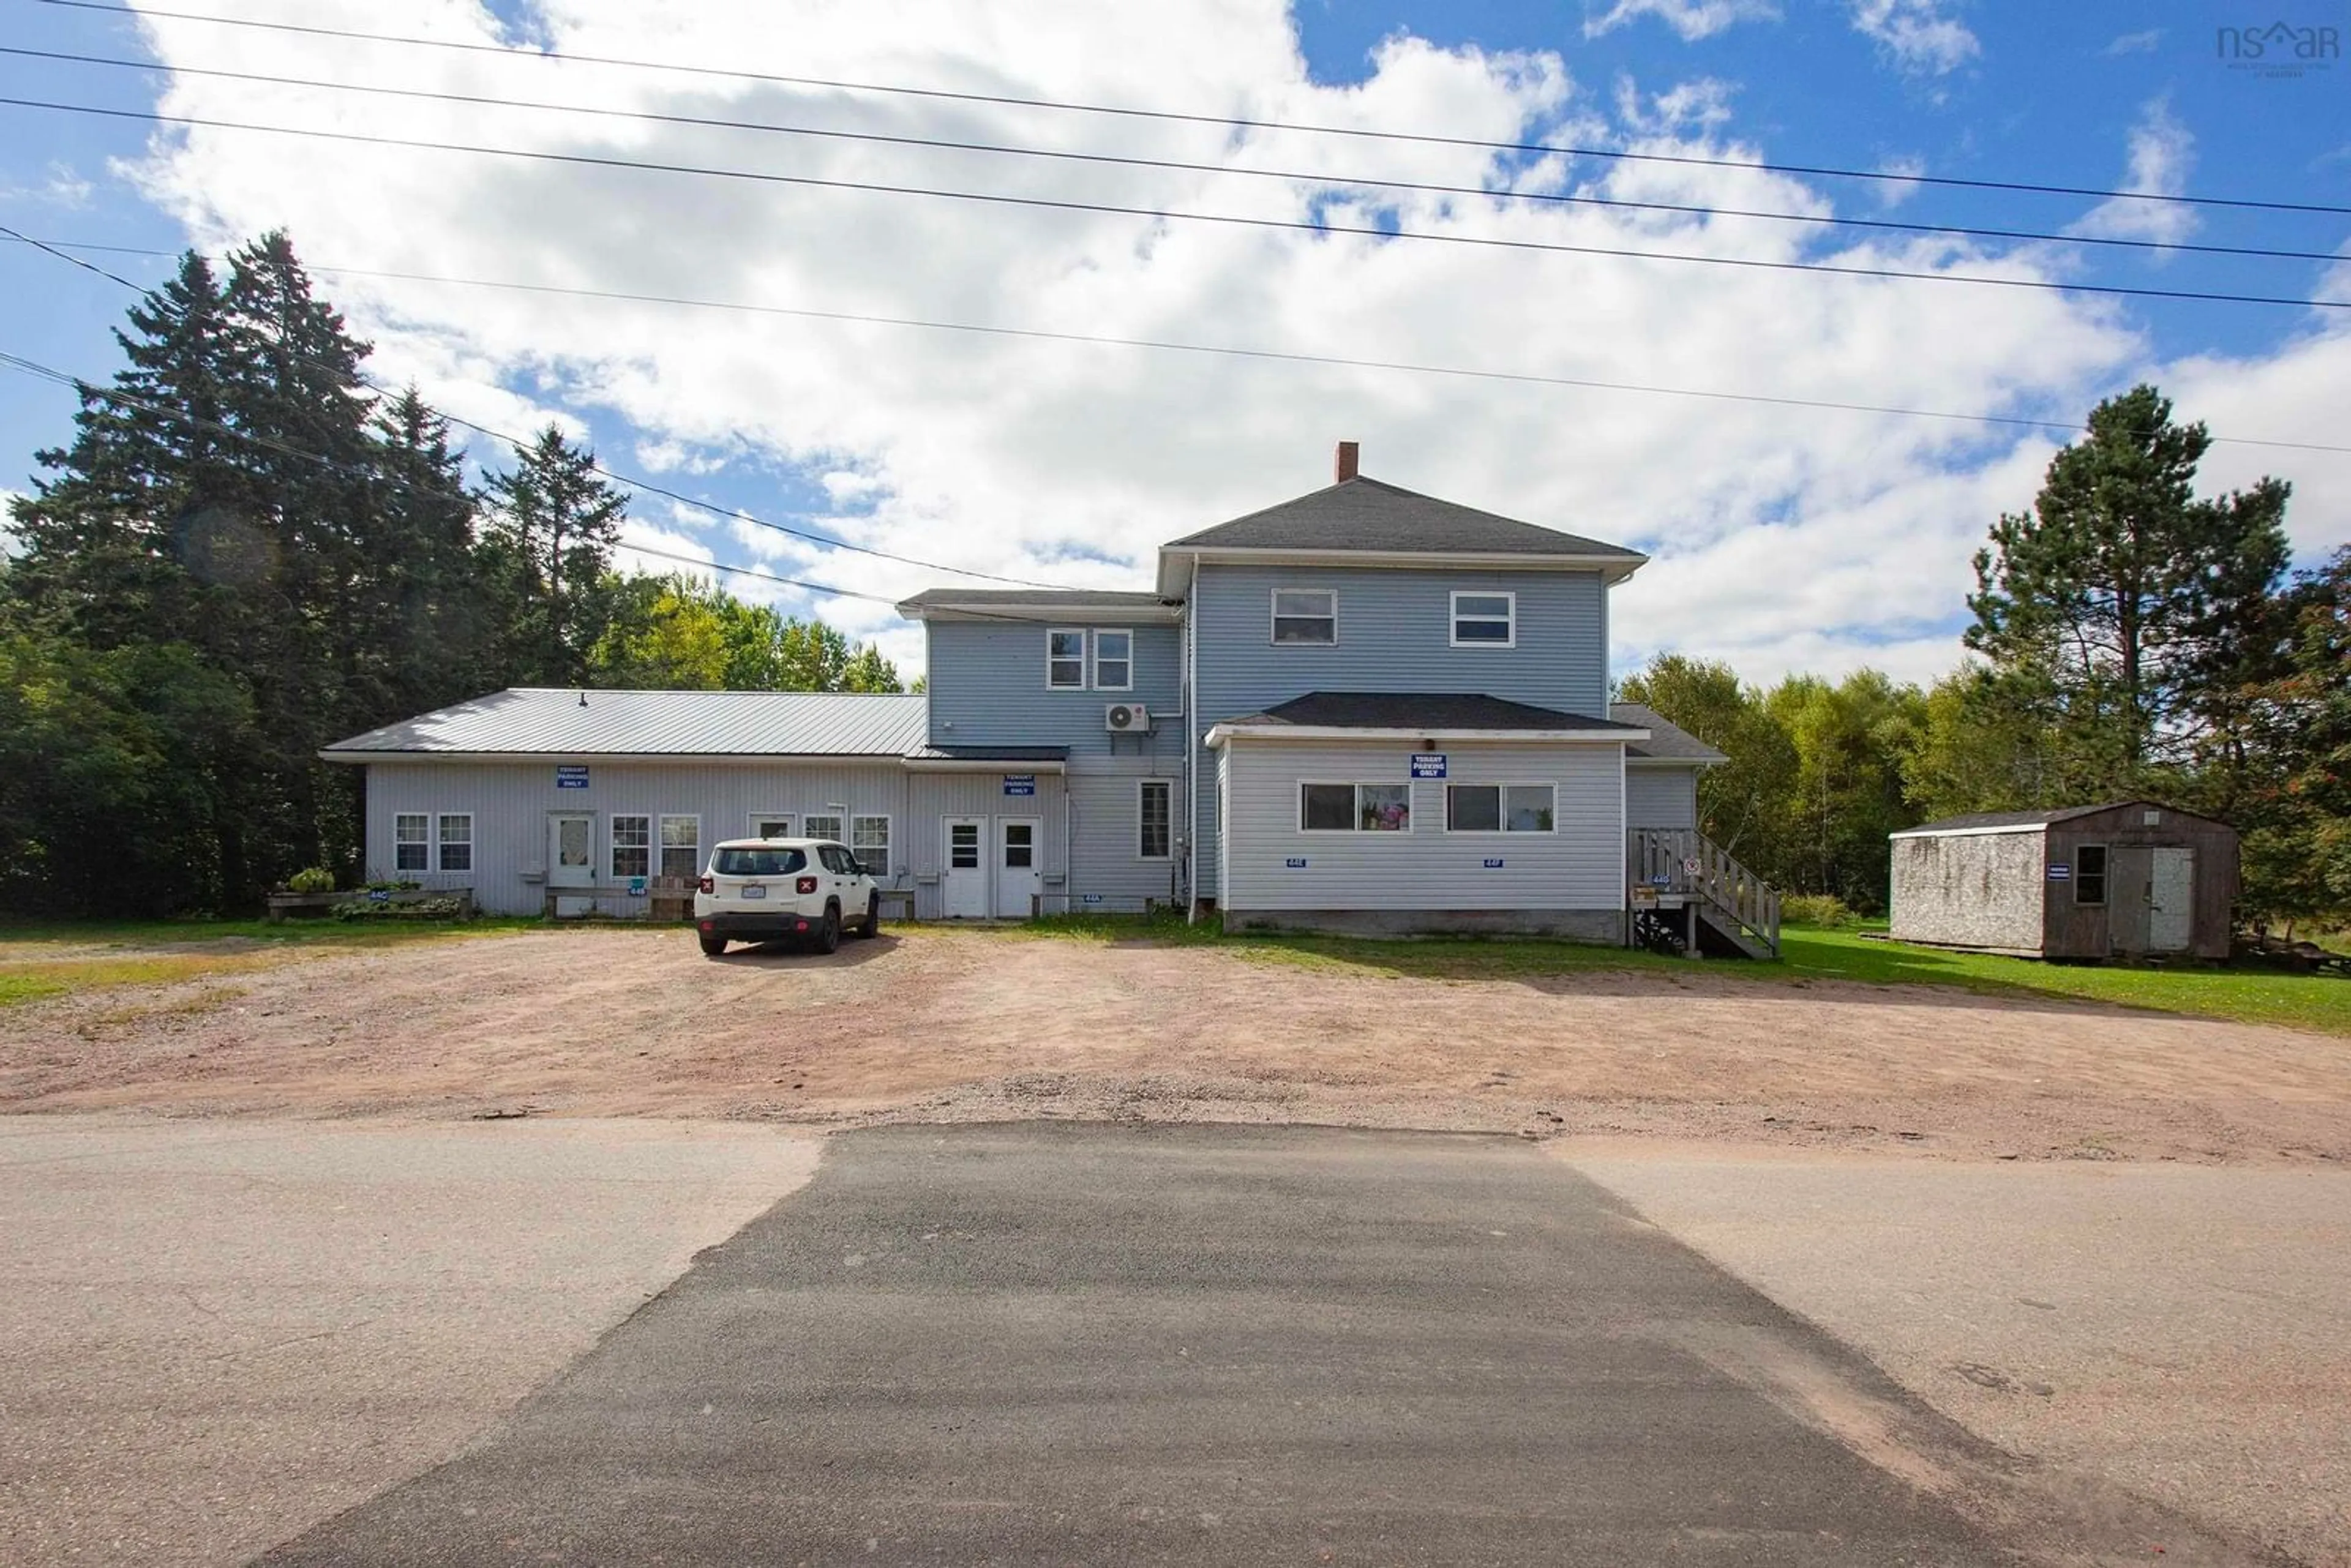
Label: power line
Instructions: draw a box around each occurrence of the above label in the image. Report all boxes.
[37,0,2351,219]
[16,234,2348,457]
[0,341,930,612]
[7,44,2339,268]
[8,97,2343,313]
[0,224,1071,590]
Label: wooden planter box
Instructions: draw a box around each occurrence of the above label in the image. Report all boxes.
[266,888,476,923]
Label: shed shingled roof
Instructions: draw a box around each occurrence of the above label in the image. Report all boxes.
[321,688,930,758]
[1893,800,2227,836]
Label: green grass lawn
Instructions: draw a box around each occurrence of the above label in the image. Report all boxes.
[1018,911,2351,1037]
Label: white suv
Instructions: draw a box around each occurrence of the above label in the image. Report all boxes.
[693,838,880,957]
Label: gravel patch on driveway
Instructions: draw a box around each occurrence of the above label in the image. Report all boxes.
[0,1116,820,1568]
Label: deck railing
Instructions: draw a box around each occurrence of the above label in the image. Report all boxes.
[1627,828,1782,957]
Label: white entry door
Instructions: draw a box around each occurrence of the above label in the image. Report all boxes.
[2148,847,2194,951]
[942,817,988,918]
[549,814,594,888]
[995,817,1043,918]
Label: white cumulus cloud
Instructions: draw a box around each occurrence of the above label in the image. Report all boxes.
[2071,98,2200,248]
[1583,0,1780,43]
[1848,0,1981,77]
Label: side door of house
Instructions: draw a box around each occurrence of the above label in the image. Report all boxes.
[548,813,594,889]
[942,817,988,918]
[995,817,1043,918]
[2148,847,2195,952]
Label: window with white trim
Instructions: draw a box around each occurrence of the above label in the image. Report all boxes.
[1299,782,1410,833]
[1139,779,1172,860]
[434,813,473,872]
[611,814,651,880]
[751,814,792,840]
[1048,628,1086,688]
[1272,588,1337,645]
[1450,591,1516,647]
[1093,628,1132,690]
[1445,784,1554,833]
[394,813,428,872]
[852,816,892,879]
[804,812,844,845]
[659,814,699,880]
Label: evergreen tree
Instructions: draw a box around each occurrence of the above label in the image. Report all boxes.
[480,426,628,685]
[1966,384,2292,784]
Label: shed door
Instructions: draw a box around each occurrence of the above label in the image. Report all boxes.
[2148,847,2194,952]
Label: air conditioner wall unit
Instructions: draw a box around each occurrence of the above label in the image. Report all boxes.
[1104,702,1153,734]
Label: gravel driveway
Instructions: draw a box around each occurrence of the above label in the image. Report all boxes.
[3,926,2344,1165]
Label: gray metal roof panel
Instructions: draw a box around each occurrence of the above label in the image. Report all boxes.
[323,688,931,757]
[1216,692,1641,732]
[1611,703,1728,763]
[1164,476,1644,559]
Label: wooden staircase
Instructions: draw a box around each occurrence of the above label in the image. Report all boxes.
[1627,829,1782,960]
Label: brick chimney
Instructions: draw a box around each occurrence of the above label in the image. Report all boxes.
[1334,440,1360,482]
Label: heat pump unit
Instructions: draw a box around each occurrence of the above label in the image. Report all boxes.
[1104,702,1152,734]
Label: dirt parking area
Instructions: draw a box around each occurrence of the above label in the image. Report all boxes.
[3,927,2344,1165]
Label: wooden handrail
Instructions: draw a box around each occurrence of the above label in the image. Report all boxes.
[1627,828,1781,956]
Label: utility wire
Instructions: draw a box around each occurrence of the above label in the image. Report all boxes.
[16,233,2349,456]
[6,45,2339,267]
[7,97,2343,313]
[0,224,1071,590]
[37,0,2351,218]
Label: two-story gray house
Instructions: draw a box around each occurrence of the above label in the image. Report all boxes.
[325,445,1773,953]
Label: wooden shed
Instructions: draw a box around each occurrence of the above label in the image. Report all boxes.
[1889,801,2237,961]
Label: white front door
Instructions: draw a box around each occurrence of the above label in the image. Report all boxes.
[995,817,1043,918]
[549,814,594,888]
[942,817,988,918]
[2148,847,2194,951]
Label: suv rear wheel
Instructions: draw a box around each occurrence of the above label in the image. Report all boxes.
[698,934,728,958]
[812,906,841,955]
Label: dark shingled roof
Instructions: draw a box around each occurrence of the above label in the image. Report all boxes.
[1165,476,1644,560]
[1217,692,1643,733]
[1612,702,1727,763]
[1896,800,2221,835]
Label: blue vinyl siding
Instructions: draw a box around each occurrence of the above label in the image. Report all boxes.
[1189,563,1610,897]
[924,620,1183,761]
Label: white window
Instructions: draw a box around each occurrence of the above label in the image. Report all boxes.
[1047,628,1086,689]
[1299,782,1411,833]
[751,814,792,840]
[394,813,428,872]
[1139,779,1172,860]
[1445,784,1555,833]
[1451,591,1516,648]
[1271,588,1337,645]
[435,813,473,872]
[1093,628,1132,691]
[612,814,651,880]
[804,812,843,844]
[659,814,699,880]
[852,816,892,879]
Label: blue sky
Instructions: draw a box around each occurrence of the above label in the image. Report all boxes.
[2,1,2345,684]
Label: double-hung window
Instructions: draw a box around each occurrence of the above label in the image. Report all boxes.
[1093,629,1133,690]
[1272,589,1337,645]
[804,812,844,845]
[1450,591,1516,647]
[2074,845,2108,906]
[659,815,699,880]
[1048,628,1087,689]
[393,813,429,872]
[1299,782,1410,833]
[852,816,892,879]
[1138,780,1172,860]
[435,813,473,872]
[611,814,651,880]
[1445,784,1554,833]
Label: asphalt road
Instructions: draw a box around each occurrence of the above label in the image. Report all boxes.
[258,1123,2031,1567]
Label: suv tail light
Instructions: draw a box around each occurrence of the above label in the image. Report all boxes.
[796,876,819,895]
[697,875,714,895]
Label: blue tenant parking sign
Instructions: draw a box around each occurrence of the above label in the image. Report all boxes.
[1003,774,1037,797]
[1411,752,1448,779]
[556,765,590,789]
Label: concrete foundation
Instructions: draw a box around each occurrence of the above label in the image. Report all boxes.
[1223,907,1624,943]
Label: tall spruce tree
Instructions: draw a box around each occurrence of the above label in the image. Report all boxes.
[480,426,628,686]
[1966,384,2291,785]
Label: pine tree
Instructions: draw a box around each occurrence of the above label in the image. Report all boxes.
[480,427,628,685]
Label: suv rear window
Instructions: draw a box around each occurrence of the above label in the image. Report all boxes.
[714,847,806,877]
